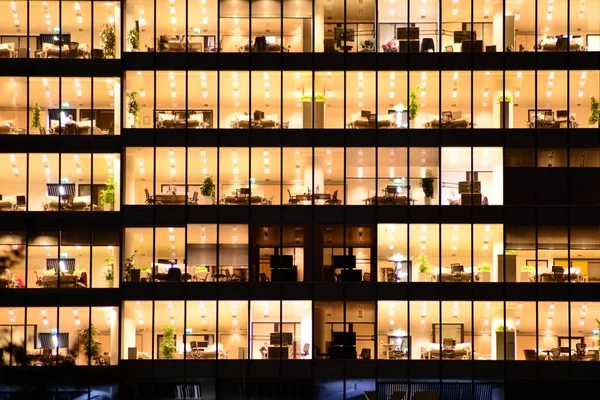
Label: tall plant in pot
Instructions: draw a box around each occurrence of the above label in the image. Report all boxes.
[200,174,215,205]
[124,250,138,282]
[419,169,435,205]
[127,28,140,52]
[80,324,101,363]
[408,86,422,128]
[127,90,141,128]
[104,256,115,287]
[417,253,432,282]
[160,325,176,359]
[589,95,600,128]
[100,23,116,58]
[30,102,43,134]
[100,175,116,211]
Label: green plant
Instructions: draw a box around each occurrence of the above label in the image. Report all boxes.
[200,174,215,198]
[521,265,536,274]
[100,23,116,58]
[127,28,140,51]
[589,95,600,126]
[497,95,512,104]
[30,103,43,130]
[495,324,508,332]
[419,169,435,198]
[127,90,141,125]
[195,265,208,273]
[417,254,431,273]
[408,86,422,120]
[594,318,600,347]
[141,265,151,272]
[160,325,177,359]
[124,250,138,276]
[505,249,517,255]
[478,263,491,272]
[300,94,327,102]
[80,324,101,362]
[99,175,116,209]
[104,256,114,281]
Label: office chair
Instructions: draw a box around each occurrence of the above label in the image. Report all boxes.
[421,38,435,52]
[189,191,199,205]
[224,269,240,282]
[523,349,537,360]
[300,343,310,359]
[325,190,341,205]
[359,348,371,359]
[287,189,298,205]
[550,347,561,360]
[575,343,587,360]
[450,264,464,281]
[16,195,26,211]
[167,267,182,282]
[314,346,329,359]
[551,266,565,282]
[555,37,569,51]
[144,188,154,205]
[442,338,455,359]
[363,272,371,282]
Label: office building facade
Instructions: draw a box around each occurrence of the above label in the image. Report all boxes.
[1,0,600,398]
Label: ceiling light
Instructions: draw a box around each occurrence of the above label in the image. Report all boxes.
[515,89,520,98]
[452,89,457,98]
[452,7,458,15]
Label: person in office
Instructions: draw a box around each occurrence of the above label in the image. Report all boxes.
[66,115,76,124]
[259,342,269,359]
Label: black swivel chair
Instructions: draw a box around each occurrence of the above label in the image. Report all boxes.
[287,189,298,205]
[68,42,79,58]
[144,188,155,205]
[523,349,537,360]
[167,267,182,282]
[189,191,199,205]
[258,272,270,282]
[325,190,341,205]
[442,338,455,359]
[421,38,435,52]
[359,348,371,359]
[16,195,26,211]
[551,266,565,282]
[451,264,465,281]
[555,37,569,51]
[315,346,328,359]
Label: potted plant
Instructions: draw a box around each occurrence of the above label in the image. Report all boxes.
[200,174,215,205]
[160,324,176,359]
[126,90,141,128]
[417,253,432,282]
[124,250,138,282]
[300,94,327,129]
[30,102,43,134]
[419,169,435,205]
[99,175,116,211]
[80,324,101,363]
[520,265,536,283]
[141,265,152,282]
[104,256,115,287]
[127,28,140,52]
[478,263,491,282]
[594,318,600,347]
[589,95,600,128]
[408,86,422,128]
[100,23,116,58]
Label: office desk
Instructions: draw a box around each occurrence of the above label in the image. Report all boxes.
[155,194,186,204]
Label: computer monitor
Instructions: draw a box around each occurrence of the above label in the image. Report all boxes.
[386,185,399,194]
[239,187,250,196]
[556,110,568,119]
[332,331,356,346]
[360,110,371,118]
[544,111,554,121]
[265,36,276,44]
